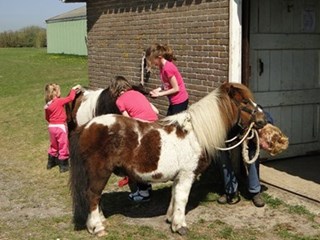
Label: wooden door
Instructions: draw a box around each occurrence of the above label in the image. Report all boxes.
[249,0,320,159]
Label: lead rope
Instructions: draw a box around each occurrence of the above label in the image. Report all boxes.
[242,128,260,164]
[215,122,255,151]
[140,52,145,86]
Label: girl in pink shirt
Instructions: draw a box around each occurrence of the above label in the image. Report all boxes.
[146,43,189,116]
[110,76,159,202]
[44,83,81,173]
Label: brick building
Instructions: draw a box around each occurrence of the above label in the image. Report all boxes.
[62,0,235,110]
[62,0,320,159]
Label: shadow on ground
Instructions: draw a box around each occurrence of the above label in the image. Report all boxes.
[100,161,223,219]
[263,154,320,184]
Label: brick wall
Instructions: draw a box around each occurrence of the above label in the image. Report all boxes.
[86,0,229,115]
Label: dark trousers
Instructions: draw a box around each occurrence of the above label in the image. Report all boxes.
[167,99,189,116]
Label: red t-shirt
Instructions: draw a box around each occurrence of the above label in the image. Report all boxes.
[45,89,76,124]
[160,61,188,105]
[116,90,158,122]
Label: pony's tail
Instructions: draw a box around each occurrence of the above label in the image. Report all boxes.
[69,127,89,230]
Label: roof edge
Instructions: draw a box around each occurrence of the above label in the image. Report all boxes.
[61,0,86,2]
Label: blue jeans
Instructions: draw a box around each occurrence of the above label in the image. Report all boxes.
[219,147,261,195]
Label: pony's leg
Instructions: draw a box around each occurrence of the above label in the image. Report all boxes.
[170,173,194,235]
[166,180,177,223]
[87,206,106,236]
[86,173,111,236]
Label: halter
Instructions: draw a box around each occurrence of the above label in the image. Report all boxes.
[235,98,261,130]
[216,98,262,152]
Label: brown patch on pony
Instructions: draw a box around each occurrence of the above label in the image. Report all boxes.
[163,124,188,139]
[193,151,211,176]
[163,124,175,134]
[152,172,163,179]
[133,129,161,173]
[66,91,84,133]
[175,125,188,138]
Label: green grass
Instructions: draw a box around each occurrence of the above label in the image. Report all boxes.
[0,48,89,240]
[0,48,88,161]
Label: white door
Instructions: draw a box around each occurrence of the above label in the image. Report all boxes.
[250,0,320,159]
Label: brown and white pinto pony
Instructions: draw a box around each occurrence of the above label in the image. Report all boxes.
[69,82,267,236]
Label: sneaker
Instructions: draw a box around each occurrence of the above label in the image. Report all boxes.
[128,189,150,202]
[251,192,265,207]
[217,192,240,205]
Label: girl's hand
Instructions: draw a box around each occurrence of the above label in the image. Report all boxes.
[72,84,82,93]
[150,88,161,98]
[72,84,81,89]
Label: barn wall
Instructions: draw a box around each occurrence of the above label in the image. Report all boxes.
[47,19,87,56]
[86,0,229,114]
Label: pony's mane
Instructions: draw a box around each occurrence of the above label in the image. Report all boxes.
[160,87,228,156]
[188,88,227,156]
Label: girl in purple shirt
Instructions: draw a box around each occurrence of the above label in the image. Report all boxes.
[146,43,189,116]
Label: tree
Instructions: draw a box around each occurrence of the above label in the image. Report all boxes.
[0,26,46,48]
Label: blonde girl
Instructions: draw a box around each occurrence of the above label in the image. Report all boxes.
[44,83,81,173]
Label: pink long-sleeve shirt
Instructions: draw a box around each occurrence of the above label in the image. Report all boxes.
[44,89,76,124]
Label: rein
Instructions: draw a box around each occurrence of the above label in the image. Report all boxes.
[242,128,260,164]
[140,52,145,86]
[216,98,259,151]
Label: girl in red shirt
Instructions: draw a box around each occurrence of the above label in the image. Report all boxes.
[44,83,81,173]
[146,43,189,116]
[110,76,159,202]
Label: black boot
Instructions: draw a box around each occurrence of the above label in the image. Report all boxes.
[251,192,265,207]
[58,159,69,173]
[47,154,58,170]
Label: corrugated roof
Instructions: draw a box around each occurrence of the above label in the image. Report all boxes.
[46,6,86,23]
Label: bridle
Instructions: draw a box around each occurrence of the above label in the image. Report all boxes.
[216,98,263,152]
[235,98,263,130]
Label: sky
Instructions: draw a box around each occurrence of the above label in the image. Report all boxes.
[0,0,86,32]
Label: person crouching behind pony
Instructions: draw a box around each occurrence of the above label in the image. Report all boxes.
[217,113,289,207]
[110,76,159,202]
[44,83,81,173]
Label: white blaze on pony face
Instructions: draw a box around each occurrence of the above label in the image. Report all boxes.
[85,114,117,129]
[249,98,263,113]
[77,89,104,126]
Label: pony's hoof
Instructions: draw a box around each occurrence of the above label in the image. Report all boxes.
[177,227,188,236]
[96,230,107,237]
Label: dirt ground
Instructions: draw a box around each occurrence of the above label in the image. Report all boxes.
[1,158,319,240]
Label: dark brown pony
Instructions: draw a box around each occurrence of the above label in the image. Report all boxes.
[69,82,267,236]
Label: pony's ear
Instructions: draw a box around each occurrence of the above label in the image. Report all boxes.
[220,82,239,99]
[220,82,231,93]
[228,85,237,97]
